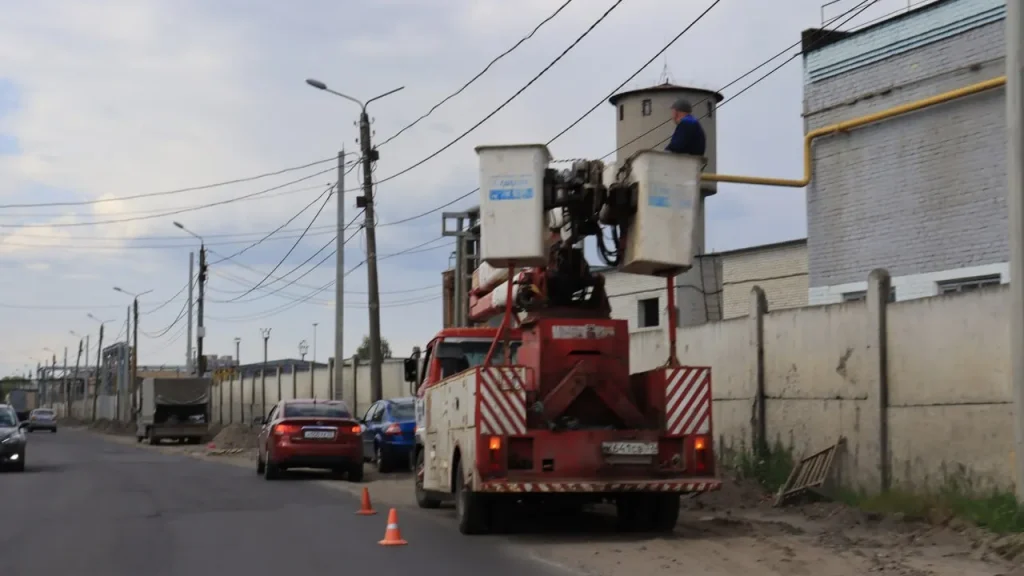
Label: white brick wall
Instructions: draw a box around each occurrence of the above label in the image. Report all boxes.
[722,240,808,318]
[804,1,1007,290]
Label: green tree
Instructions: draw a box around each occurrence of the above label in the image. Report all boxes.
[355,335,392,361]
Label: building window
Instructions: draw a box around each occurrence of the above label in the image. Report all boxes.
[641,99,652,116]
[938,275,1001,294]
[618,104,624,121]
[841,288,895,302]
[638,297,659,328]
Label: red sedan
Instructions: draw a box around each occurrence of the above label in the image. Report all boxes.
[256,399,364,481]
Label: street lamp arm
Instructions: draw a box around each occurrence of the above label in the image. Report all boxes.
[366,86,405,109]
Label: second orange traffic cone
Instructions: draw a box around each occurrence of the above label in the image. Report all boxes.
[378,508,408,546]
[355,487,377,516]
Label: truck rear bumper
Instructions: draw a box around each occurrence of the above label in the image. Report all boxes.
[476,478,721,494]
[148,425,208,438]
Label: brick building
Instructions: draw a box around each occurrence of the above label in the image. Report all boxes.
[602,237,809,328]
[803,0,1007,304]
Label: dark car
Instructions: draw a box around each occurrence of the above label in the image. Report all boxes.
[26,408,57,432]
[256,399,364,481]
[360,397,416,473]
[0,405,28,471]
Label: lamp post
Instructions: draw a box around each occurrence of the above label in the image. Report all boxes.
[173,221,207,375]
[306,78,404,403]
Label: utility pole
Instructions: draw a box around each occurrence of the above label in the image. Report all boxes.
[1007,0,1024,502]
[132,297,139,416]
[93,323,103,421]
[359,112,384,403]
[197,245,207,376]
[187,252,195,373]
[335,150,345,404]
[72,339,82,417]
[234,337,240,425]
[61,347,67,413]
[84,334,90,408]
[260,328,271,413]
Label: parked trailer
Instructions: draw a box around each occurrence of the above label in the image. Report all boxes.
[6,389,38,421]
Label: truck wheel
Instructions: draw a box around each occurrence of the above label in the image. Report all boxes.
[650,494,680,533]
[615,494,654,532]
[454,460,489,535]
[414,448,441,509]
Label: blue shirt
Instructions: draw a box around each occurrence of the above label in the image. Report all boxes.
[665,114,706,156]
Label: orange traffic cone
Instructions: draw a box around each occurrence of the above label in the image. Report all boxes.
[378,508,408,546]
[356,487,377,516]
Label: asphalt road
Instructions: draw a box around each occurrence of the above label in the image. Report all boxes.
[0,429,570,576]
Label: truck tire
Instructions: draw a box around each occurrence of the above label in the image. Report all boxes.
[650,494,680,533]
[454,460,489,535]
[414,448,441,509]
[615,494,654,532]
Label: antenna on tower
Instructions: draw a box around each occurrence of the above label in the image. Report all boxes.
[659,54,673,85]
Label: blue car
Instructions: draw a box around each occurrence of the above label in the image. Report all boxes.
[360,397,416,473]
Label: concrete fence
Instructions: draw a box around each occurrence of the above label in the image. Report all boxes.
[210,357,412,426]
[631,268,1013,495]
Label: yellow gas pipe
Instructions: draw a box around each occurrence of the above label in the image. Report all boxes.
[701,75,1007,188]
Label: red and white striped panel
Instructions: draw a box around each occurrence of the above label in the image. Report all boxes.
[665,367,711,436]
[477,480,722,494]
[477,366,526,436]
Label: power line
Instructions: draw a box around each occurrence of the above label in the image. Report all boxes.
[207,182,338,265]
[142,277,193,315]
[376,0,576,148]
[221,185,336,302]
[0,156,337,209]
[0,166,336,229]
[0,228,341,250]
[545,0,722,146]
[365,0,626,190]
[141,293,190,339]
[584,0,877,162]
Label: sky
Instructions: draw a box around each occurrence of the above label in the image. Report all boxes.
[0,0,931,376]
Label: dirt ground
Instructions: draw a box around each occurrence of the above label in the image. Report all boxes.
[78,425,1024,576]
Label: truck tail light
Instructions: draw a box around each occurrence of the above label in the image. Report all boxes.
[482,435,505,477]
[691,435,712,474]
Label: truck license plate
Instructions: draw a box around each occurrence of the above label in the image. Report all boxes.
[303,430,335,440]
[602,441,658,456]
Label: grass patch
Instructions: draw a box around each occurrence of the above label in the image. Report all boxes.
[838,483,1024,534]
[727,439,794,493]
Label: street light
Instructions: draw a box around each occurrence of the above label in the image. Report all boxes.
[173,221,206,375]
[305,78,405,404]
[299,340,309,363]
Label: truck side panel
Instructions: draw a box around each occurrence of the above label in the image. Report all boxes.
[422,371,478,493]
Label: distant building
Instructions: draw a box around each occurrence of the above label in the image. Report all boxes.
[802,0,1007,305]
[601,238,809,328]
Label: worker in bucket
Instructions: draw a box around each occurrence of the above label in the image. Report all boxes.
[664,98,706,157]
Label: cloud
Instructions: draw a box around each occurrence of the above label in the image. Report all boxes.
[0,0,920,374]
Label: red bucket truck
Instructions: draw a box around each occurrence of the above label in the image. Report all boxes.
[404,144,720,534]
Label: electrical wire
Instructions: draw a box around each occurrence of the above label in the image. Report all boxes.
[220,187,336,302]
[142,278,193,315]
[585,0,878,162]
[0,156,338,209]
[207,181,338,265]
[0,166,336,229]
[376,0,576,148]
[365,0,626,190]
[545,0,722,146]
[141,291,190,339]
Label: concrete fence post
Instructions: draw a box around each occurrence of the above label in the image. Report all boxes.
[328,357,336,400]
[749,286,768,458]
[867,268,892,492]
[276,366,283,404]
[292,364,298,399]
[352,355,360,416]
